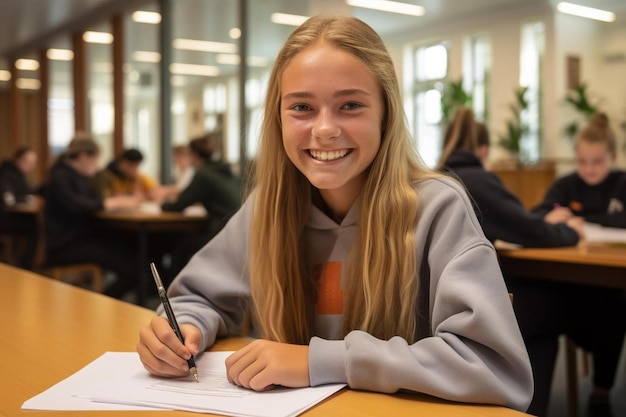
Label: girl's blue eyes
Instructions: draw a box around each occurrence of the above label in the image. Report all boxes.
[288,102,363,111]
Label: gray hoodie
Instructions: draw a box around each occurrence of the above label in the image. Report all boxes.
[162,177,533,412]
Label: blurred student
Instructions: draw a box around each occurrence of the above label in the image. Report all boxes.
[534,113,626,228]
[438,108,624,417]
[172,144,195,192]
[0,147,39,268]
[42,134,140,299]
[532,113,626,416]
[138,16,533,412]
[161,133,241,278]
[93,148,160,201]
[437,107,583,246]
[159,144,196,202]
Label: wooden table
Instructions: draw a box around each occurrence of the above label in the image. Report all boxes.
[498,241,626,289]
[0,263,530,417]
[96,210,209,305]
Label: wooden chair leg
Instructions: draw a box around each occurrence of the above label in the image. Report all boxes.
[91,267,104,293]
[565,337,580,417]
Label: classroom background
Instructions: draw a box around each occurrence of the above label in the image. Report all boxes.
[1,0,625,199]
[1,1,625,417]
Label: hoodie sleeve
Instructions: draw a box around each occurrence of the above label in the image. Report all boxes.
[161,198,252,350]
[308,179,533,412]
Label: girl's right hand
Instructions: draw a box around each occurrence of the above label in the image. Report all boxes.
[137,316,202,377]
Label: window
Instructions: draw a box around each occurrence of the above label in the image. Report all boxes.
[519,22,545,164]
[463,35,491,122]
[407,42,449,168]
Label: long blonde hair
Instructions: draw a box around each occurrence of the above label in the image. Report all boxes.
[250,15,436,344]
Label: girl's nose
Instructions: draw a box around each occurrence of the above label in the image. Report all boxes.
[312,109,340,140]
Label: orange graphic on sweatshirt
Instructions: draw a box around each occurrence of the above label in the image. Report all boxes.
[317,261,344,315]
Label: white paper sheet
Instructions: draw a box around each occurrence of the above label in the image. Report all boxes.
[583,222,626,244]
[23,351,345,417]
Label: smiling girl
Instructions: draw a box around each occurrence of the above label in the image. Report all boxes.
[137,15,532,412]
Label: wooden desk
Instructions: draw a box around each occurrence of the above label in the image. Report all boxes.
[498,242,626,289]
[0,263,530,417]
[96,211,208,305]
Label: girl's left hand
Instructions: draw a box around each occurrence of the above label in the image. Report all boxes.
[225,339,310,391]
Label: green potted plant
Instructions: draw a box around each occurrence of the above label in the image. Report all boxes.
[563,83,599,139]
[440,78,472,125]
[498,86,529,163]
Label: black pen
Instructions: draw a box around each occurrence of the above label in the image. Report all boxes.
[150,262,199,382]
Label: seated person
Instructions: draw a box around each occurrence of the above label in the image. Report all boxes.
[159,144,196,202]
[438,107,625,417]
[92,148,160,201]
[0,146,39,268]
[161,133,242,279]
[138,16,533,413]
[533,113,626,229]
[42,133,140,300]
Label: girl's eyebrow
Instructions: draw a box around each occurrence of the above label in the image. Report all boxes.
[282,88,371,101]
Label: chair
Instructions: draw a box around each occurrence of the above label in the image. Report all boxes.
[564,338,592,417]
[33,203,104,293]
[0,234,13,264]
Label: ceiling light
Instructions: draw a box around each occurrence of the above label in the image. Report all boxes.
[47,49,74,61]
[270,13,309,26]
[346,0,425,16]
[169,63,219,77]
[172,38,237,54]
[0,70,11,81]
[83,31,114,44]
[16,78,41,90]
[556,2,615,22]
[132,11,162,24]
[133,51,161,63]
[16,59,39,71]
[216,54,269,67]
[229,27,241,40]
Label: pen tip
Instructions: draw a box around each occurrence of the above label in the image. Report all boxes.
[191,367,199,383]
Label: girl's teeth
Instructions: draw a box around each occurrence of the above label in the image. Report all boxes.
[310,149,348,161]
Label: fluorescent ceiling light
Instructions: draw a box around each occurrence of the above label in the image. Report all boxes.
[16,78,41,90]
[229,27,241,40]
[172,38,237,54]
[346,0,425,16]
[270,13,309,26]
[170,63,219,77]
[0,70,11,81]
[132,11,161,24]
[556,2,615,22]
[133,51,161,63]
[216,54,269,67]
[83,31,114,44]
[16,59,39,71]
[47,48,74,61]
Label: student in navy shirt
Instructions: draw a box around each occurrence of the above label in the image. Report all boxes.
[534,113,626,228]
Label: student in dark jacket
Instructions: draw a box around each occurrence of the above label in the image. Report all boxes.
[438,108,625,417]
[43,134,140,299]
[0,147,38,268]
[162,133,241,281]
[534,113,626,229]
